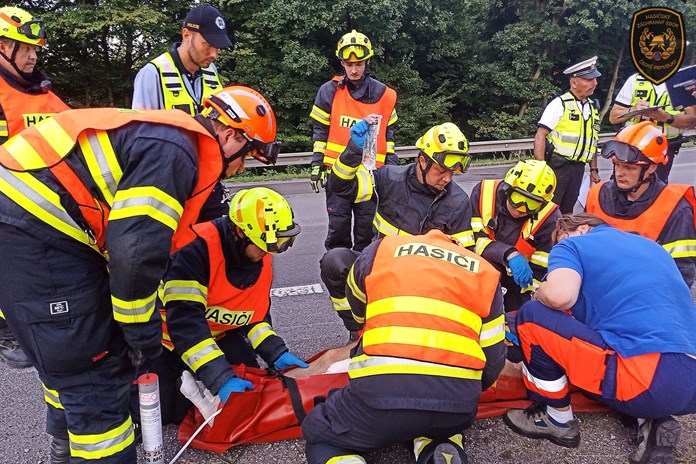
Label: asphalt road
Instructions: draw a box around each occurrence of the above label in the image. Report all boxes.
[1,151,695,464]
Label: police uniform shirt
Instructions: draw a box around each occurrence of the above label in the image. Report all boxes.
[537,93,594,131]
[613,73,669,108]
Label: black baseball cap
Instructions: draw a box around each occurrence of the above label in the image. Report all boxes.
[183,4,232,49]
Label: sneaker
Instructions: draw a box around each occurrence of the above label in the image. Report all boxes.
[503,403,580,448]
[432,442,465,464]
[0,336,31,368]
[630,417,681,464]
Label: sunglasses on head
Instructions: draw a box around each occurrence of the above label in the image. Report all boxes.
[430,152,471,173]
[245,138,281,165]
[600,140,650,164]
[507,189,546,214]
[338,45,369,61]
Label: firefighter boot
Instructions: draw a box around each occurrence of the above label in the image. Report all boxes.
[503,403,580,448]
[630,417,681,464]
[49,437,70,464]
[414,436,466,464]
[0,335,31,368]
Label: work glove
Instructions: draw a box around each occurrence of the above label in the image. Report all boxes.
[310,165,326,193]
[273,351,309,370]
[217,376,254,404]
[349,119,370,148]
[507,254,533,289]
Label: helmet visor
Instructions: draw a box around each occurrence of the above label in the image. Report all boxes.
[600,140,649,164]
[247,139,281,165]
[508,189,546,214]
[267,223,301,253]
[431,152,471,173]
[19,19,45,40]
[338,45,369,61]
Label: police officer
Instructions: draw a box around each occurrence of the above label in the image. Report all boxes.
[0,85,279,463]
[534,56,601,214]
[309,29,398,252]
[321,121,475,340]
[155,187,307,424]
[132,3,234,222]
[303,229,506,464]
[0,6,70,369]
[585,121,696,287]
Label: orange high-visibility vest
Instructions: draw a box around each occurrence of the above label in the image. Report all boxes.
[0,78,70,138]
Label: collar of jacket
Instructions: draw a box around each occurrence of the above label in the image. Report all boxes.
[218,217,264,289]
[0,65,51,94]
[406,162,451,197]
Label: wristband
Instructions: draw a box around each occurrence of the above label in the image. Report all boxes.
[666,115,675,125]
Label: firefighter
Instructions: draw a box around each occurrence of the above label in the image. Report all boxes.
[321,121,475,340]
[0,85,279,463]
[302,229,506,464]
[504,213,696,463]
[154,187,307,425]
[309,29,398,252]
[585,121,696,288]
[132,3,234,222]
[0,6,70,370]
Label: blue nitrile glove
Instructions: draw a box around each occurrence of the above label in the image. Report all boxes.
[273,351,309,370]
[349,119,370,148]
[217,377,254,404]
[508,254,533,289]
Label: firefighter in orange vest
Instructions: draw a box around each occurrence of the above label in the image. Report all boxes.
[0,86,279,463]
[0,6,70,370]
[302,230,506,464]
[585,121,696,287]
[309,29,398,252]
[154,187,307,425]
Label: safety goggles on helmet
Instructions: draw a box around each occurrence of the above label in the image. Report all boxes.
[507,189,546,214]
[600,140,651,164]
[430,151,472,173]
[0,13,45,40]
[338,44,370,62]
[271,234,297,253]
[246,137,281,165]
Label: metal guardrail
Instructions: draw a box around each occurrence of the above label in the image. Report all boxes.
[248,132,620,168]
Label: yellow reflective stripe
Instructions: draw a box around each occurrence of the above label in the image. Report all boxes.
[332,157,358,180]
[0,120,7,136]
[69,416,134,460]
[480,314,505,348]
[354,166,373,202]
[530,250,549,268]
[111,291,157,323]
[310,105,330,125]
[663,239,696,258]
[475,237,493,255]
[373,211,412,237]
[3,133,46,170]
[348,354,483,380]
[413,437,433,459]
[78,130,122,205]
[386,141,395,154]
[109,186,183,231]
[160,279,208,306]
[449,433,464,448]
[346,268,366,303]
[451,229,475,248]
[313,140,327,153]
[363,327,485,362]
[0,308,3,318]
[479,180,497,228]
[369,296,482,332]
[388,108,398,126]
[247,322,276,348]
[471,216,485,232]
[327,455,367,464]
[0,167,96,249]
[42,383,63,410]
[326,141,346,155]
[36,116,74,152]
[521,363,568,392]
[182,338,224,371]
[331,296,352,311]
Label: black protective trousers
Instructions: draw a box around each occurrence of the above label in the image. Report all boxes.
[324,188,376,252]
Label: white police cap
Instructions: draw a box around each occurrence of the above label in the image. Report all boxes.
[563,56,601,79]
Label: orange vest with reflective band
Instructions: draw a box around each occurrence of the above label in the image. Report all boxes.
[362,229,500,369]
[479,180,558,259]
[586,182,696,241]
[0,78,70,138]
[161,221,272,349]
[323,76,396,168]
[0,108,222,253]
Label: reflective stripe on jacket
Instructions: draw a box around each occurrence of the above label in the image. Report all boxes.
[0,108,221,255]
[626,75,681,139]
[323,76,396,168]
[151,52,222,115]
[547,92,599,163]
[348,230,501,380]
[0,77,70,139]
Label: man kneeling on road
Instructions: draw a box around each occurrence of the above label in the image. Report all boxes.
[503,213,696,464]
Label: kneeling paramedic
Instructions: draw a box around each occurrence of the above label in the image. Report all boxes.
[155,187,307,425]
[503,213,696,464]
[302,229,506,464]
[0,85,280,463]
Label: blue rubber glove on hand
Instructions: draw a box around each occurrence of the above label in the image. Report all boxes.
[508,253,533,289]
[274,351,309,370]
[217,377,254,404]
[349,119,369,148]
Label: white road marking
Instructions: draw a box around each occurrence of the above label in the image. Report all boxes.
[271,283,324,298]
